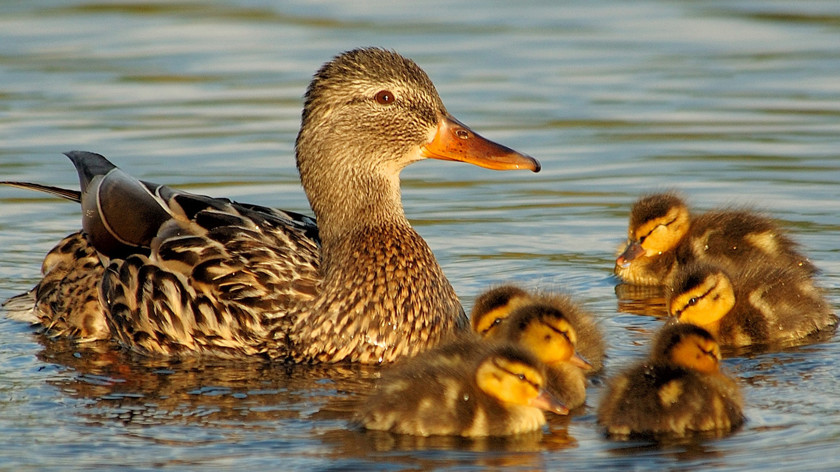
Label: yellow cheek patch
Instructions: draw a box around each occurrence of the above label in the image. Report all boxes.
[474,305,510,336]
[472,294,531,336]
[477,357,543,406]
[671,273,735,330]
[519,318,577,365]
[669,335,721,373]
[634,207,691,255]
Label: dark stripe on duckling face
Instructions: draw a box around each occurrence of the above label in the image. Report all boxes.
[637,214,679,245]
[670,281,716,318]
[652,323,721,374]
[491,356,542,391]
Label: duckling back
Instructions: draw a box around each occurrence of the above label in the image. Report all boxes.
[680,209,818,277]
[357,342,565,437]
[668,261,837,347]
[598,323,744,438]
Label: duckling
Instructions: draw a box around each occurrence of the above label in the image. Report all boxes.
[0,48,540,363]
[470,285,605,373]
[667,262,837,348]
[614,192,817,286]
[356,343,568,437]
[489,302,593,409]
[597,323,744,438]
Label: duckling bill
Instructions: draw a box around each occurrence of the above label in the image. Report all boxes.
[1,48,539,363]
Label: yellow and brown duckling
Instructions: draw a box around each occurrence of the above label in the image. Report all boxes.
[490,302,594,409]
[597,323,744,439]
[667,262,837,348]
[470,285,605,373]
[614,192,817,286]
[0,48,540,363]
[356,343,568,437]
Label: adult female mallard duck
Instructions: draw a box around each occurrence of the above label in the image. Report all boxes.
[1,48,540,363]
[597,323,744,439]
[356,343,568,437]
[614,192,817,286]
[470,285,605,373]
[667,262,837,348]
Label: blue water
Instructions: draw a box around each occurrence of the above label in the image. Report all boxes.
[1,1,839,470]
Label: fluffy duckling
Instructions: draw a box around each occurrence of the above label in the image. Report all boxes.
[357,343,568,437]
[614,192,817,286]
[470,285,605,373]
[667,262,837,348]
[489,302,593,409]
[597,323,744,439]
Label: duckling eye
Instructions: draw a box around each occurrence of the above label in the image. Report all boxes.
[688,297,698,306]
[374,90,395,105]
[518,374,526,381]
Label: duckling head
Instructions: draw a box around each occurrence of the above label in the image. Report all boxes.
[668,264,736,335]
[652,323,722,374]
[615,193,690,281]
[475,346,569,415]
[497,303,593,371]
[470,285,532,336]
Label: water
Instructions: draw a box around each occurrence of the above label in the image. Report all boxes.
[1,0,839,470]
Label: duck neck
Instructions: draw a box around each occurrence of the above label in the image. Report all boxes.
[298,154,410,270]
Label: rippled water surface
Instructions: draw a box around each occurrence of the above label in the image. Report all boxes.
[1,1,839,470]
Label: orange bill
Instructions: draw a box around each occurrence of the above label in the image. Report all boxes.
[530,390,569,415]
[616,241,645,268]
[570,352,593,371]
[421,114,540,172]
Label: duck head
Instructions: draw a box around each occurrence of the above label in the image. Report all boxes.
[615,193,691,283]
[496,302,592,371]
[667,263,736,337]
[470,285,532,336]
[475,346,569,415]
[652,323,722,374]
[295,48,539,241]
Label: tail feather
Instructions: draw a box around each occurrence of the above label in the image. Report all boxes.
[0,181,81,202]
[2,291,38,323]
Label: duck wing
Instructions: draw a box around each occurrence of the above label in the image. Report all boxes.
[3,151,322,357]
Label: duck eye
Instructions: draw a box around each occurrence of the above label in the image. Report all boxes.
[688,297,698,306]
[518,374,526,381]
[374,90,395,105]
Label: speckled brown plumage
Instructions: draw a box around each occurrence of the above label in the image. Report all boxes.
[2,48,539,363]
[4,231,108,341]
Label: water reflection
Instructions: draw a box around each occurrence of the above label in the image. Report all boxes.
[37,336,380,429]
[35,333,582,466]
[614,282,668,318]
